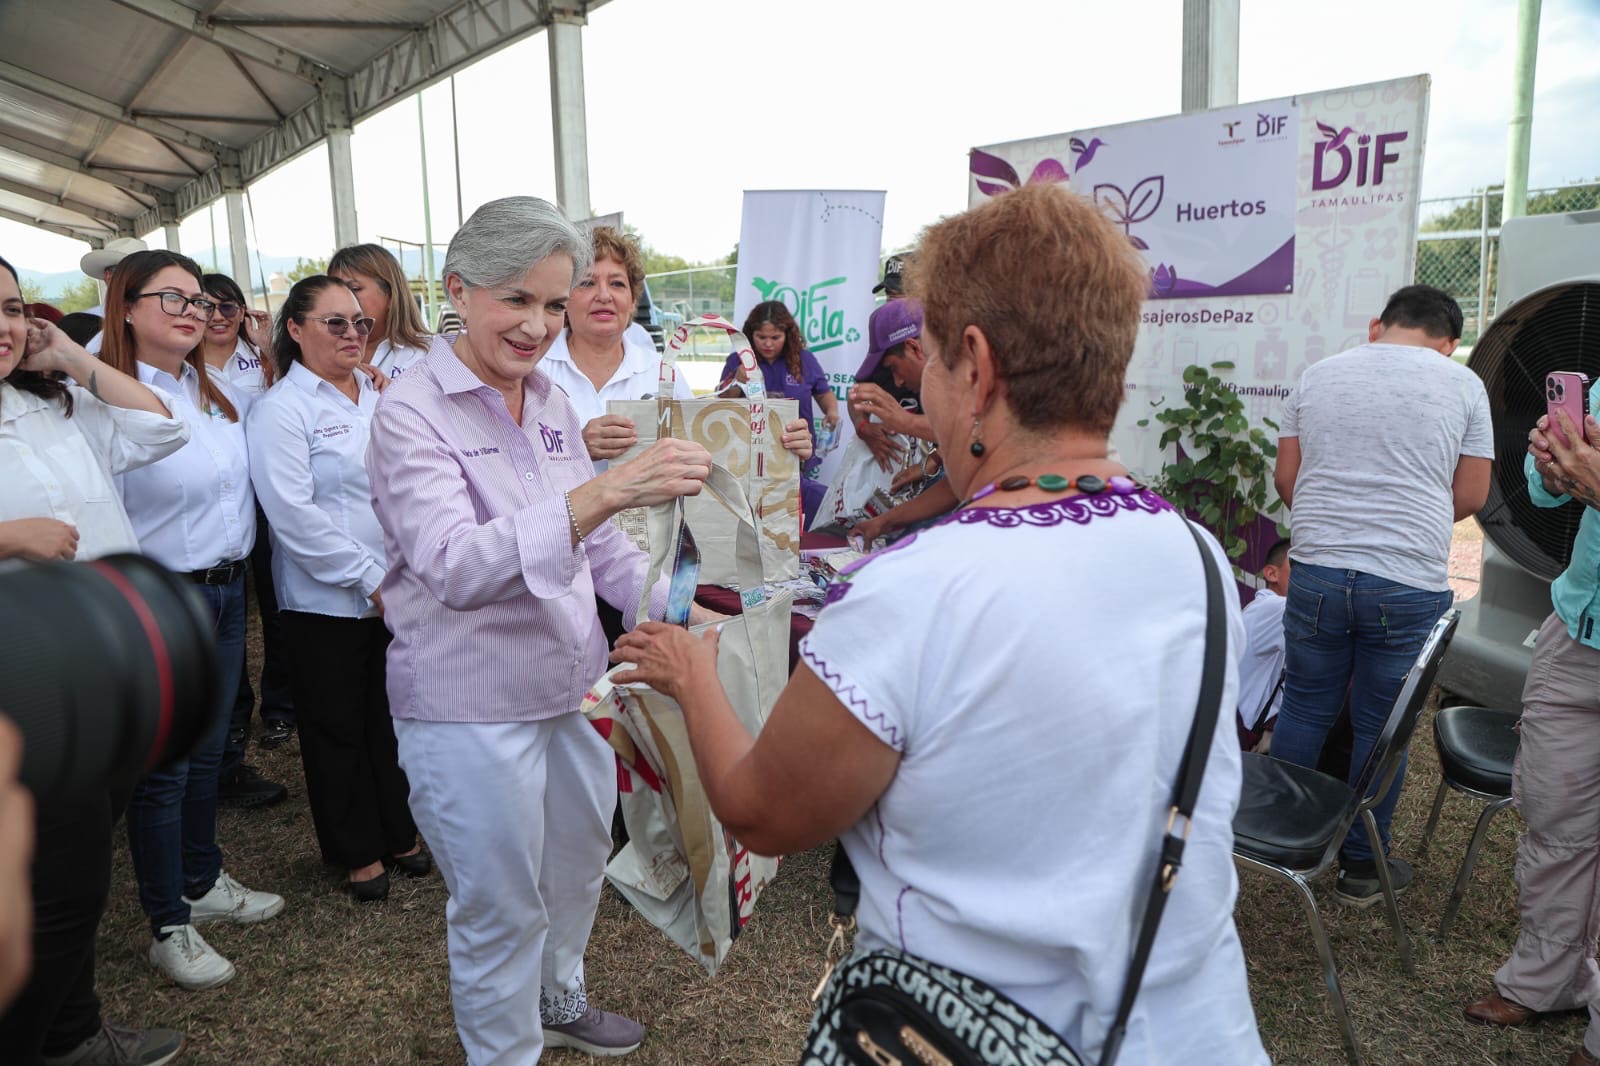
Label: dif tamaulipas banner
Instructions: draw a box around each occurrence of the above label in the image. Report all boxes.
[734,190,886,484]
[967,74,1430,501]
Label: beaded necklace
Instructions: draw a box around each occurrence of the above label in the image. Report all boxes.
[959,472,1142,510]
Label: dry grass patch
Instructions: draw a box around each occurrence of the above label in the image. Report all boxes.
[89,619,1564,1063]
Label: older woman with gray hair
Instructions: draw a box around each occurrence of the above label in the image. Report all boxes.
[365,196,714,1063]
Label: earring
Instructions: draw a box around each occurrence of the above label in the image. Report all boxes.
[969,419,985,458]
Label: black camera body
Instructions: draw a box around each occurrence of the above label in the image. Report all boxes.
[0,554,219,804]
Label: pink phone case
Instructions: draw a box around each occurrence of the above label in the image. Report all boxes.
[1547,372,1589,447]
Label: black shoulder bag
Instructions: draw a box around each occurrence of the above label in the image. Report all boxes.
[799,521,1230,1066]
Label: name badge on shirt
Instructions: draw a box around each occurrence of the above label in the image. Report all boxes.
[314,422,353,441]
[460,446,501,458]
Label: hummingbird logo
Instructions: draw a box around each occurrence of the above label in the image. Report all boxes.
[1070,137,1106,171]
[1315,121,1355,151]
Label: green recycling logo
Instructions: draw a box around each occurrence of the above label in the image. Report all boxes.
[750,275,853,353]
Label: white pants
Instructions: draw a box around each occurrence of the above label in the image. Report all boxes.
[397,714,616,1066]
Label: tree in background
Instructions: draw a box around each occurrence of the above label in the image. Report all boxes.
[288,256,329,282]
[54,276,100,314]
[20,278,46,304]
[1417,179,1599,343]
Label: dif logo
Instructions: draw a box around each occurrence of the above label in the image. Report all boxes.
[1257,113,1288,137]
[1312,120,1408,190]
[538,422,566,454]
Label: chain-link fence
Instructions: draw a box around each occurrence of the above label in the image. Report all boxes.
[1416,181,1599,346]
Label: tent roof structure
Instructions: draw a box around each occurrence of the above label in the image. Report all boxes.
[0,0,610,246]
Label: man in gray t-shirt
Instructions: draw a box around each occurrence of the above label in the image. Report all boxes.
[1269,285,1493,906]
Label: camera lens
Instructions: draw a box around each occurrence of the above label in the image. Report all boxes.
[0,554,219,804]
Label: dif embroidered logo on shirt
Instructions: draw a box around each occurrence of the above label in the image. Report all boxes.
[539,422,573,460]
[233,354,260,373]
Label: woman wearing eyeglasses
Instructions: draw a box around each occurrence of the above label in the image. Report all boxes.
[199,273,274,395]
[329,243,431,381]
[201,271,298,789]
[99,250,285,992]
[248,276,424,902]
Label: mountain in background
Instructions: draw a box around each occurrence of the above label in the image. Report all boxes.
[17,246,440,302]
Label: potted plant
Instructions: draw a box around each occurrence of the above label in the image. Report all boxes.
[1138,361,1286,566]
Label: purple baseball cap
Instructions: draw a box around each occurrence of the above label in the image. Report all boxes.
[855,298,924,380]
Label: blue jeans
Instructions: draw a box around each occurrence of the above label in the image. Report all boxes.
[125,573,245,934]
[1269,562,1452,865]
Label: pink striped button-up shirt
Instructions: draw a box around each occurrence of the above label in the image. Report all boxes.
[366,334,664,723]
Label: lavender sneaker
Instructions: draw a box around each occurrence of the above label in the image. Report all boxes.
[543,1005,644,1057]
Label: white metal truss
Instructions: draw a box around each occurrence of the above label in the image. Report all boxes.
[1,0,610,241]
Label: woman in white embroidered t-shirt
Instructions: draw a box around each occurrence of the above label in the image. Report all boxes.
[248,275,424,902]
[98,250,285,993]
[541,227,814,471]
[329,243,430,381]
[613,186,1269,1064]
[0,255,193,1065]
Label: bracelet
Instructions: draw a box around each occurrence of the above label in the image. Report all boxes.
[564,491,584,546]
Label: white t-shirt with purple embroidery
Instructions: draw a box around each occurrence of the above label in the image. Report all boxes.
[799,488,1267,1063]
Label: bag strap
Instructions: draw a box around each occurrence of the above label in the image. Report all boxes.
[1095,520,1227,1065]
[825,519,1229,1066]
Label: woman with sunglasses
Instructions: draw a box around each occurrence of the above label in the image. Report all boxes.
[248,277,424,902]
[201,272,299,785]
[199,273,274,395]
[329,243,431,381]
[99,250,285,992]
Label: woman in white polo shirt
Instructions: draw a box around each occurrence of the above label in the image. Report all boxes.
[248,276,424,902]
[329,243,431,381]
[202,270,299,767]
[199,272,273,396]
[98,250,284,993]
[544,227,816,474]
[0,253,190,1064]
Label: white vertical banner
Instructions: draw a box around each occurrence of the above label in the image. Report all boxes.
[734,190,885,484]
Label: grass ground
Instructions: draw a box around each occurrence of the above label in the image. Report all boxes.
[93,520,1570,1064]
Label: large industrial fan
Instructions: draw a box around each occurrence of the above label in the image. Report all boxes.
[1438,209,1600,707]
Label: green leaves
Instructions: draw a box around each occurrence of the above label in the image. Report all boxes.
[1145,362,1282,563]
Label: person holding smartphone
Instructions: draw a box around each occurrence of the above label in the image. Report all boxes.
[1464,397,1600,1066]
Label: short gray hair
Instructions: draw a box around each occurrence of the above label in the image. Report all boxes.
[442,196,592,290]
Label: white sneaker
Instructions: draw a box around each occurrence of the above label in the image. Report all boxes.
[184,868,285,925]
[149,924,235,990]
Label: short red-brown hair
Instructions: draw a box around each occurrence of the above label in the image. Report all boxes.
[588,226,645,303]
[908,184,1147,436]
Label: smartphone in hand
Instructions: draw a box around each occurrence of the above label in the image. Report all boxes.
[1547,372,1590,448]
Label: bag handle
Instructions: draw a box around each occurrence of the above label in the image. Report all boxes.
[823,518,1229,1066]
[660,315,769,446]
[635,462,772,629]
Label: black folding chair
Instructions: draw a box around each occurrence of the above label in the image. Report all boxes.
[1416,704,1519,940]
[1232,610,1459,1066]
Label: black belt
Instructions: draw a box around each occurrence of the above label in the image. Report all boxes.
[185,560,248,585]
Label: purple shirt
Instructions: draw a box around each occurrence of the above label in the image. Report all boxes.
[367,334,665,723]
[721,348,831,433]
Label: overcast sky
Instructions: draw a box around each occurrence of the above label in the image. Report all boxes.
[4,0,1598,279]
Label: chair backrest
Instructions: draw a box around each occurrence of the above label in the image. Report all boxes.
[1351,610,1461,817]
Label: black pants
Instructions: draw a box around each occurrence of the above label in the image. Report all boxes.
[0,788,124,1062]
[280,611,415,869]
[224,517,295,772]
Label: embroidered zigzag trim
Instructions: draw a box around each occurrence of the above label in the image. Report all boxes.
[799,644,903,750]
